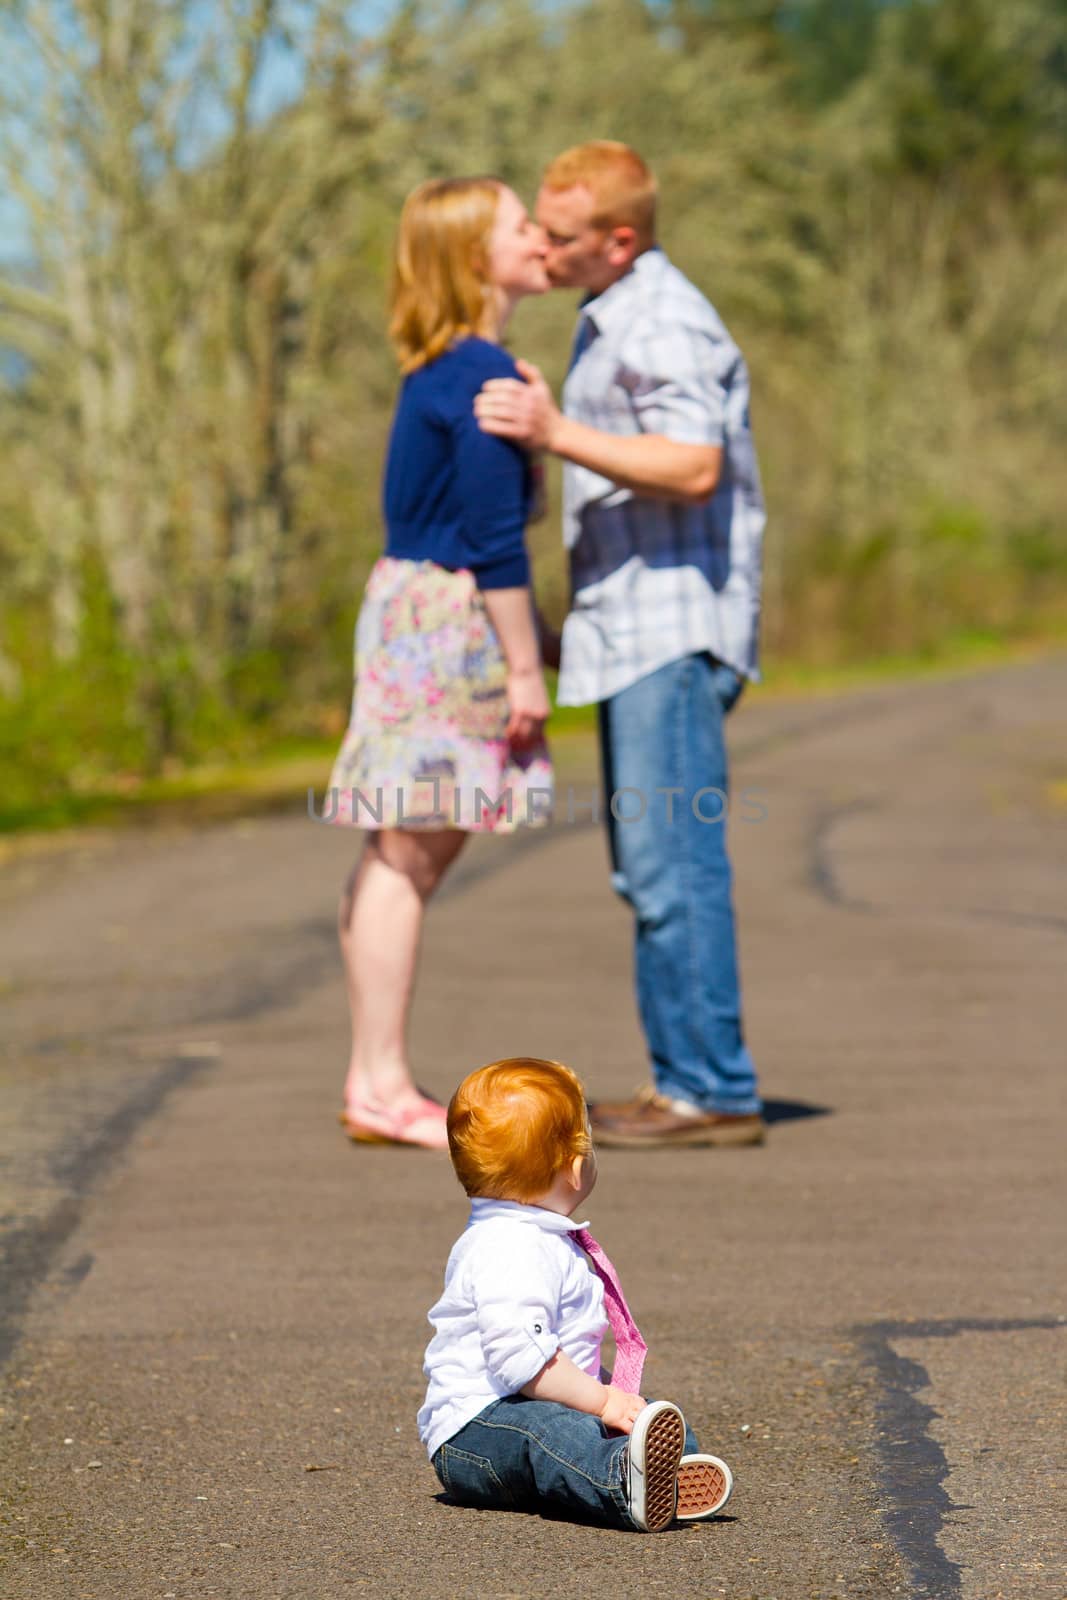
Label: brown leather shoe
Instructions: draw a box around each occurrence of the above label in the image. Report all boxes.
[590,1087,765,1149]
[588,1083,660,1119]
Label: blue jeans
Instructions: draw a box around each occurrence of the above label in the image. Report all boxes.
[598,653,761,1114]
[432,1395,699,1529]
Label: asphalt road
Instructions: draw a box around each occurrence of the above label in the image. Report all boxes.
[1,657,1065,1600]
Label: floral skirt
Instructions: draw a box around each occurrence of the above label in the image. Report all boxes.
[325,557,553,833]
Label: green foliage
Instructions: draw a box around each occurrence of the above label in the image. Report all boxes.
[870,0,1067,186]
[0,566,144,813]
[783,0,886,101]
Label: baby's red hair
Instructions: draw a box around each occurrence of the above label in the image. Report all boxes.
[447,1058,591,1203]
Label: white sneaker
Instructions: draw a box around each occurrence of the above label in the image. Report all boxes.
[625,1401,686,1532]
[675,1453,734,1520]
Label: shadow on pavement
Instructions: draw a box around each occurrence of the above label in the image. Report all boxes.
[431,1492,739,1532]
[762,1097,831,1126]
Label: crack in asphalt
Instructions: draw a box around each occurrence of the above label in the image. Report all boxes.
[808,798,880,911]
[964,906,1067,938]
[856,1315,1067,1599]
[0,1050,219,1370]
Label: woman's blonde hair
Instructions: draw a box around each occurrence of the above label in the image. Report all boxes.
[447,1057,592,1203]
[389,176,503,374]
[541,141,657,250]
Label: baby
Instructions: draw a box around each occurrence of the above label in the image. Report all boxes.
[418,1056,733,1532]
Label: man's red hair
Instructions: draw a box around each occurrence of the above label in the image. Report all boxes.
[541,141,657,249]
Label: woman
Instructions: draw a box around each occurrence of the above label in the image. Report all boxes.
[327,178,553,1150]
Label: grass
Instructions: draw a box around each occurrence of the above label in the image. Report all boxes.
[757,627,1067,698]
[1,631,1064,856]
[0,740,335,839]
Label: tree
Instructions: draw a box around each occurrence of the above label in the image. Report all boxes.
[0,0,369,761]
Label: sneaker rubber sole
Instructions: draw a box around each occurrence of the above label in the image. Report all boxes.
[627,1401,686,1532]
[675,1453,734,1520]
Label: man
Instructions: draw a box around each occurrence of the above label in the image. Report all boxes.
[475,142,765,1149]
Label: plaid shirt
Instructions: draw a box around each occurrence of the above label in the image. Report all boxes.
[556,247,765,706]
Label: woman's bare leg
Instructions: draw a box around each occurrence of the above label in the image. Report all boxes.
[339,827,467,1131]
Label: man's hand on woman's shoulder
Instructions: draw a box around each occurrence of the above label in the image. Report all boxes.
[475,359,561,452]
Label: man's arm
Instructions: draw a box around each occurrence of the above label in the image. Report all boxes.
[474,359,722,505]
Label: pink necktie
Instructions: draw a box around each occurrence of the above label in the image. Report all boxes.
[572,1226,648,1395]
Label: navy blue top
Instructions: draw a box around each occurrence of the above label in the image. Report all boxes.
[383,337,531,589]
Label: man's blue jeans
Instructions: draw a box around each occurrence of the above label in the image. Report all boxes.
[432,1395,699,1528]
[598,653,761,1115]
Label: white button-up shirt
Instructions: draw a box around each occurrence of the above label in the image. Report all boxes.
[417,1198,607,1459]
[556,247,766,706]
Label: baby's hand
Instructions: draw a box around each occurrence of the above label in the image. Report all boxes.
[599,1385,647,1434]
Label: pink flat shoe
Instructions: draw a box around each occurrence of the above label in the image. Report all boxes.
[338,1096,448,1151]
